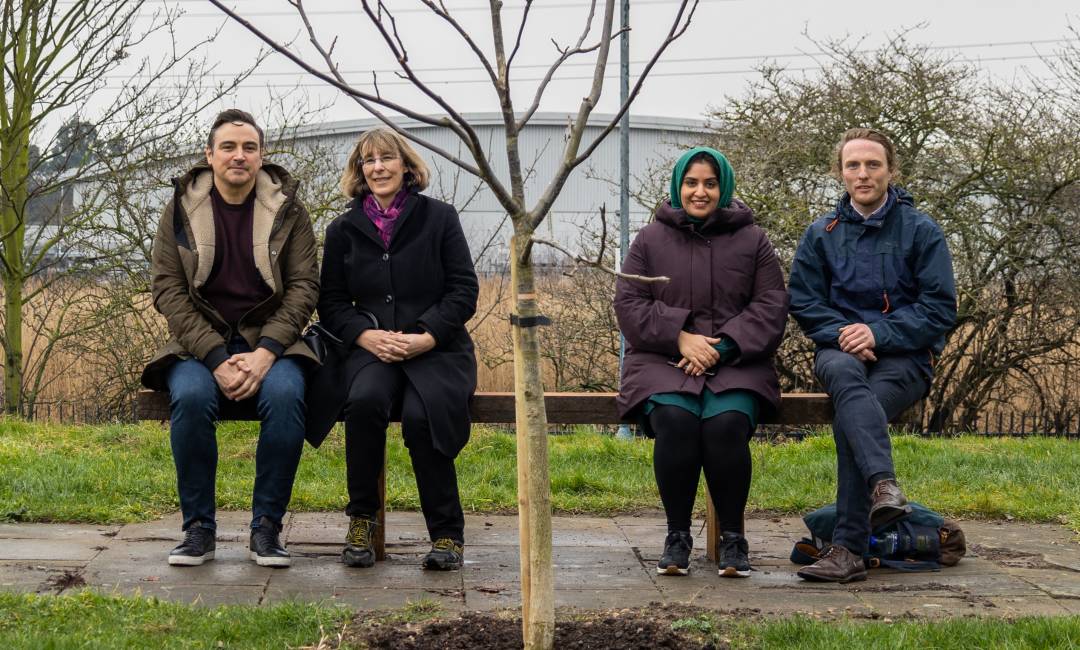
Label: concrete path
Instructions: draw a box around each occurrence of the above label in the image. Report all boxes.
[2,513,1078,618]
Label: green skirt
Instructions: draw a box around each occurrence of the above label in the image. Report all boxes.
[644,388,759,428]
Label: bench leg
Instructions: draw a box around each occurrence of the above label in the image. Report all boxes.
[375,454,386,561]
[706,492,719,562]
[705,491,745,562]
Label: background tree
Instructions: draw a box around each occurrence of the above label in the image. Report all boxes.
[0,0,259,414]
[704,32,1080,430]
[209,1,697,646]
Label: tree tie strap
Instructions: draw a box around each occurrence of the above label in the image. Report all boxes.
[509,314,551,328]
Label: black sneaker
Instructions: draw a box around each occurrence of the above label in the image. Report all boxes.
[657,530,692,576]
[342,516,377,568]
[717,531,751,578]
[249,516,290,568]
[168,522,215,566]
[422,537,464,570]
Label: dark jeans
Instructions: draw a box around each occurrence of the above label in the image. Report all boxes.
[166,339,306,531]
[814,348,927,554]
[344,362,464,543]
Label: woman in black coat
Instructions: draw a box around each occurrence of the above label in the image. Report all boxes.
[318,127,479,571]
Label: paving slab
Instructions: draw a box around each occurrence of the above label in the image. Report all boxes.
[115,511,255,543]
[84,541,270,588]
[1002,567,1080,599]
[0,523,120,540]
[0,561,87,594]
[735,594,872,617]
[266,550,463,591]
[856,593,992,618]
[2,511,1079,619]
[984,594,1075,616]
[0,537,107,562]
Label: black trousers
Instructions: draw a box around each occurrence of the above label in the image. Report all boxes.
[344,362,465,543]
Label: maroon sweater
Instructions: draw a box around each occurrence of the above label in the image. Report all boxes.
[201,186,272,332]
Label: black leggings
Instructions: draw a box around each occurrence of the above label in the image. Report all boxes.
[650,404,753,534]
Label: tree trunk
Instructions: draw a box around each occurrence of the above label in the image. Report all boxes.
[510,230,554,650]
[2,270,22,415]
[0,126,29,416]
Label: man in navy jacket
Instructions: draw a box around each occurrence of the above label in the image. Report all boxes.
[789,128,956,582]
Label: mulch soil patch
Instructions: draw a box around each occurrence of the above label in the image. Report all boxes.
[349,605,731,650]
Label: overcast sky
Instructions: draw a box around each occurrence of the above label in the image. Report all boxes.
[112,0,1079,130]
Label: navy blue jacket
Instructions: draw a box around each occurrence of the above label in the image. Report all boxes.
[788,187,956,374]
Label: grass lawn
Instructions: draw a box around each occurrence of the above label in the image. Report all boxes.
[689,612,1080,649]
[1,418,1078,531]
[0,591,349,649]
[1,592,1078,649]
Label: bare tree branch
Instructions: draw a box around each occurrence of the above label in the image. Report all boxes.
[568,1,698,168]
[528,0,696,231]
[529,235,668,284]
[506,0,534,70]
[419,0,499,88]
[207,0,489,180]
[515,0,603,132]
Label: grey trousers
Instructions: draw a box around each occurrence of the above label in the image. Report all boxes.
[814,348,928,554]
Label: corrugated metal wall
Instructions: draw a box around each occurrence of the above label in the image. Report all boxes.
[294,113,707,269]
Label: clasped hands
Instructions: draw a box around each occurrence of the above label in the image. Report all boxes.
[358,329,435,364]
[213,347,275,401]
[838,322,877,361]
[675,331,721,377]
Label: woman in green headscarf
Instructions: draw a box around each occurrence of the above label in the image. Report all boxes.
[614,147,789,578]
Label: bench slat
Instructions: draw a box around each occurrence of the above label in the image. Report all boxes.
[135,390,845,425]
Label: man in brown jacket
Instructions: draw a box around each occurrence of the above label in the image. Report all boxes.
[141,109,319,568]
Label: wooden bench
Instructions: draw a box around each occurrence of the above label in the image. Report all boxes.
[137,390,918,561]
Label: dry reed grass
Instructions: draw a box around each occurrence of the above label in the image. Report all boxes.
[10,275,1080,431]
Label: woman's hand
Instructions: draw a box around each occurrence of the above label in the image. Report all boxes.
[677,331,721,375]
[358,329,410,363]
[399,332,436,359]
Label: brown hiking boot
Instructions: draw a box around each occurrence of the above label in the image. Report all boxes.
[869,478,912,528]
[797,544,867,583]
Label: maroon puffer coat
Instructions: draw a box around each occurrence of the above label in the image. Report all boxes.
[614,199,788,419]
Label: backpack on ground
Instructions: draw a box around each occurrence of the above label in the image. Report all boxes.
[789,501,966,572]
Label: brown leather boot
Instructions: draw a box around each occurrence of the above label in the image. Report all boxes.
[797,544,867,583]
[869,478,912,528]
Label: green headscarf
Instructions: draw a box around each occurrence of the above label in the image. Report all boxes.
[669,146,736,210]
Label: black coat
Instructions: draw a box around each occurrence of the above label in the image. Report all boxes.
[309,192,479,457]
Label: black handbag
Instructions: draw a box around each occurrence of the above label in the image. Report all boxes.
[301,310,378,448]
[301,321,345,365]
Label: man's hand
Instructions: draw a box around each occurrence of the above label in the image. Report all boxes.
[677,331,721,376]
[226,347,276,401]
[399,332,436,359]
[852,348,878,362]
[838,323,876,355]
[213,360,248,400]
[358,329,410,363]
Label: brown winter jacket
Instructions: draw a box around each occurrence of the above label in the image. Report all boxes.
[140,162,319,390]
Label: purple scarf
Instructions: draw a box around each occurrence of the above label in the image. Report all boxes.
[363,189,409,248]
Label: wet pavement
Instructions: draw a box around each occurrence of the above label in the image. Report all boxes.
[2,512,1078,618]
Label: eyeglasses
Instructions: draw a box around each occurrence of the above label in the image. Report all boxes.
[361,155,399,167]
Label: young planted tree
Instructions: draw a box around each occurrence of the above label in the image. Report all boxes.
[208,1,697,646]
[0,0,258,414]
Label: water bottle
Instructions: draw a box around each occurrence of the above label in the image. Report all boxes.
[869,532,899,556]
